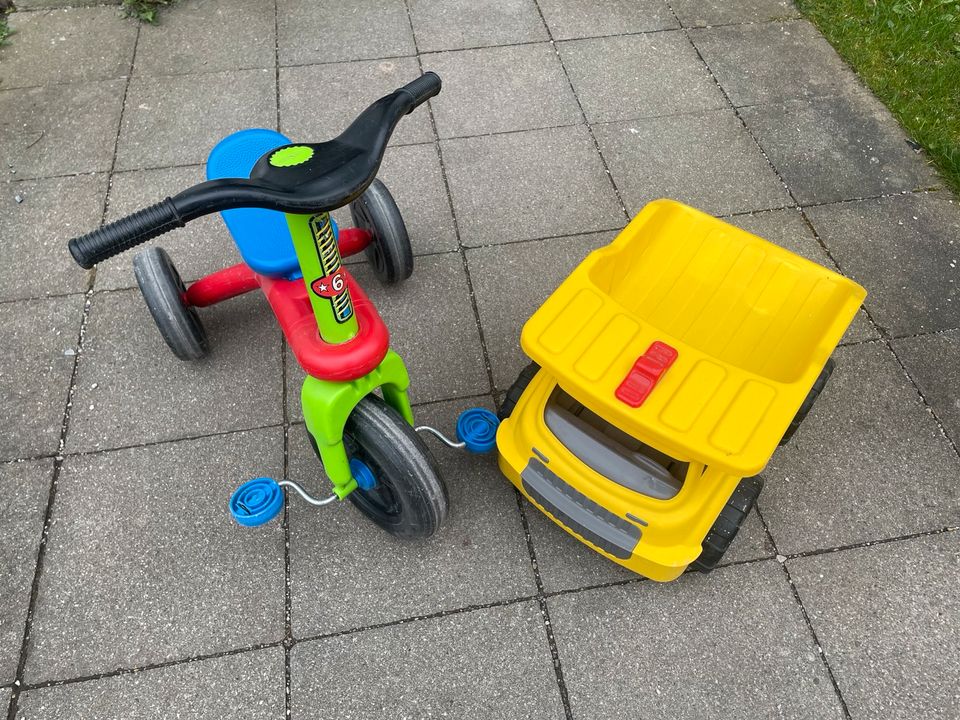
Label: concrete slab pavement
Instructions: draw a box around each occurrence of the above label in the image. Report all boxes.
[1,0,957,716]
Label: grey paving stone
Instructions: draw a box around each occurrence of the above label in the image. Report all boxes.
[279,56,432,147]
[690,21,863,107]
[0,174,106,301]
[20,647,284,719]
[291,601,562,719]
[116,69,276,171]
[467,231,615,392]
[17,0,120,7]
[894,330,960,448]
[673,0,799,27]
[287,397,536,637]
[285,253,488,420]
[0,80,125,179]
[558,32,726,124]
[66,289,282,453]
[727,208,839,265]
[594,110,791,216]
[425,43,581,138]
[726,209,878,344]
[790,532,960,720]
[528,501,773,593]
[24,428,285,683]
[330,142,457,256]
[277,0,415,66]
[135,0,276,77]
[0,7,135,90]
[0,459,52,684]
[549,561,845,719]
[0,296,83,461]
[442,125,625,247]
[18,0,120,7]
[759,342,960,555]
[742,94,940,206]
[537,0,678,40]
[96,165,241,291]
[408,0,548,52]
[1,687,8,718]
[805,193,960,336]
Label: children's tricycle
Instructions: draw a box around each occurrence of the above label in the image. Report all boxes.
[66,73,492,538]
[495,200,866,581]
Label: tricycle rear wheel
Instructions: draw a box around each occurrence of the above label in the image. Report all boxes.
[690,476,763,574]
[349,179,413,285]
[132,247,208,361]
[339,394,448,538]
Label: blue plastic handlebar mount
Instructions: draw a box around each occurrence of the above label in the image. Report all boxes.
[456,408,500,453]
[230,477,284,527]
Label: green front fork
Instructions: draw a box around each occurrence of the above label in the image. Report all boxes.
[284,210,415,498]
[302,350,414,498]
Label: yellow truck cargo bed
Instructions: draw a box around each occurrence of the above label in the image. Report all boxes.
[521,199,867,475]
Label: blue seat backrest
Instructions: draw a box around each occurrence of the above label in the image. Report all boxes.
[206,129,301,279]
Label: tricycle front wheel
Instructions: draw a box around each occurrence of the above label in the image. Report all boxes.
[340,394,448,538]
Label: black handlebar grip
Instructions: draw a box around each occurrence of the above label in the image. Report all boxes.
[400,72,442,111]
[68,198,185,269]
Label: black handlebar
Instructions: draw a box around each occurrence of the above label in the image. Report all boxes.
[399,72,442,107]
[69,199,184,269]
[69,72,442,269]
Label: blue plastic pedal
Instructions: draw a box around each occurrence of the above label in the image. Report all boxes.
[230,477,284,527]
[456,408,500,453]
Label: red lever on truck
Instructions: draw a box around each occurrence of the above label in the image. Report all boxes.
[615,341,678,408]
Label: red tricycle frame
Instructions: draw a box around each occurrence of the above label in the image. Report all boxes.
[183,227,391,382]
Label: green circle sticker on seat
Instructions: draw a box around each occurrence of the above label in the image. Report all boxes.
[270,145,314,167]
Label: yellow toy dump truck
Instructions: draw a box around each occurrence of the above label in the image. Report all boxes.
[496,199,866,581]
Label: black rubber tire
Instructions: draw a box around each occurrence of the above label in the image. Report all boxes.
[778,358,835,446]
[340,395,448,539]
[498,362,541,420]
[349,179,413,285]
[132,247,208,361]
[690,476,764,574]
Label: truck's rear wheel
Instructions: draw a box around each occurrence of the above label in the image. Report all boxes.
[690,476,763,574]
[779,358,835,446]
[498,362,540,420]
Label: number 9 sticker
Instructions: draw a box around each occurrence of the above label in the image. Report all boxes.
[311,271,346,299]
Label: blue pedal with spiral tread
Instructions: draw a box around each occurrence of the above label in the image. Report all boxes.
[456,408,500,453]
[230,477,284,527]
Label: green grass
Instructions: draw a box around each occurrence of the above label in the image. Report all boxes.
[796,0,960,193]
[122,0,178,24]
[0,13,10,47]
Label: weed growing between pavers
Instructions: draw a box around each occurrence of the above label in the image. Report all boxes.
[798,0,960,193]
[0,3,11,47]
[122,0,178,24]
